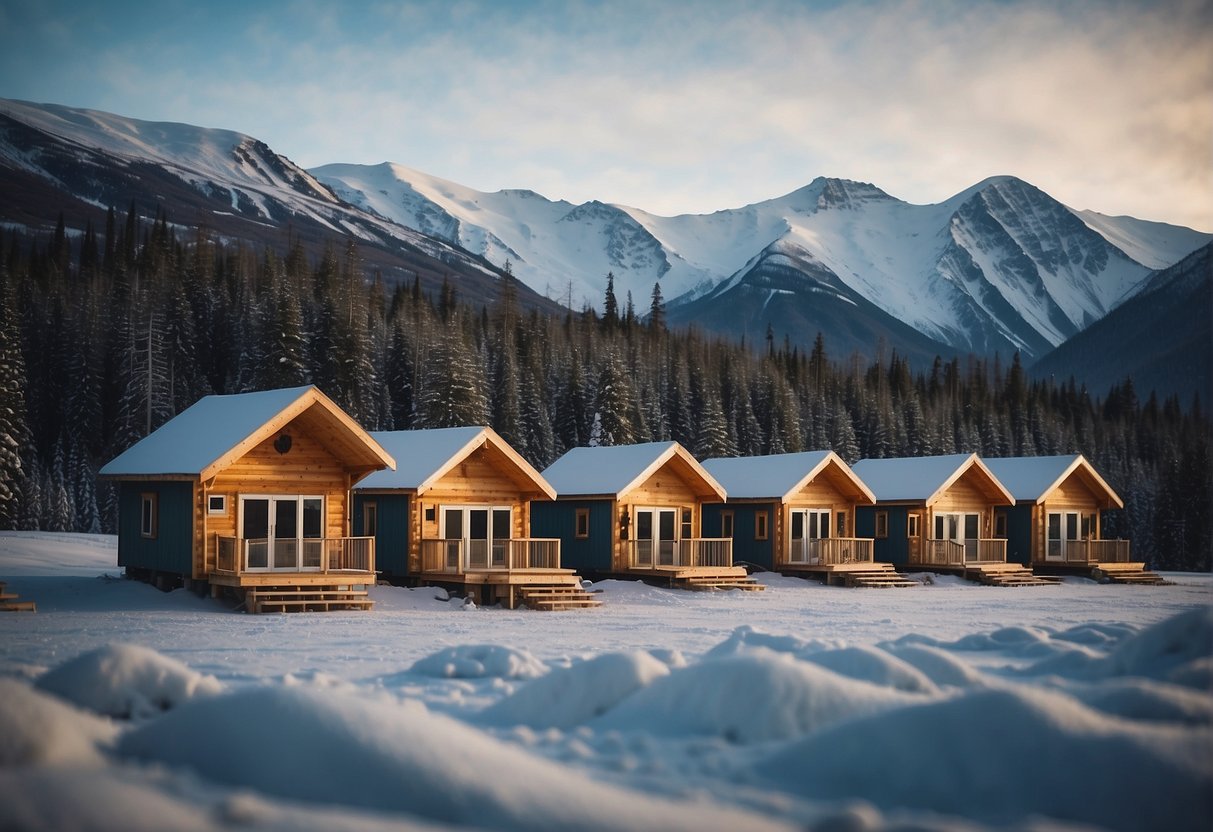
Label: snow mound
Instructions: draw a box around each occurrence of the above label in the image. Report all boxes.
[117,686,785,832]
[880,643,990,688]
[800,646,938,694]
[593,649,915,743]
[0,679,117,767]
[1070,678,1213,725]
[409,644,547,680]
[705,625,840,659]
[759,685,1213,832]
[479,651,670,729]
[34,643,222,719]
[1100,606,1213,683]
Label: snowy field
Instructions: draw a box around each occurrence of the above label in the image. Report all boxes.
[1,531,1211,832]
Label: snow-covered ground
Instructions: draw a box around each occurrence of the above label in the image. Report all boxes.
[1,531,1210,831]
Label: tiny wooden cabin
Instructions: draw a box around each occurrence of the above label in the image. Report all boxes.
[852,454,1015,571]
[535,442,761,590]
[984,455,1140,574]
[352,427,599,609]
[99,386,395,611]
[701,451,877,573]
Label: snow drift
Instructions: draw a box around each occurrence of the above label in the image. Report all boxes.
[758,684,1213,832]
[34,643,223,719]
[409,644,549,680]
[117,685,788,832]
[0,680,117,767]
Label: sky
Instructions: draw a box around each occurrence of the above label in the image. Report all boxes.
[1,0,1210,230]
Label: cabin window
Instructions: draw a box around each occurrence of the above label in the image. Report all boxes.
[207,494,227,515]
[994,511,1008,539]
[575,508,590,539]
[755,511,769,541]
[875,511,889,539]
[907,513,920,538]
[425,506,436,522]
[720,511,734,539]
[363,502,378,537]
[836,512,847,537]
[1082,513,1095,539]
[140,493,158,538]
[681,508,693,540]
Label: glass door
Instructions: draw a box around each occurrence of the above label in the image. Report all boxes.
[1047,511,1080,561]
[240,495,324,572]
[634,508,678,567]
[442,506,513,571]
[790,509,830,563]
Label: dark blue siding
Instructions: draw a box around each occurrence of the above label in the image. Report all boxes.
[118,481,194,575]
[1003,506,1034,565]
[354,493,411,577]
[857,505,911,565]
[531,500,613,573]
[704,502,775,569]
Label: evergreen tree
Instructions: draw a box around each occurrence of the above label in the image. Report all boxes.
[0,277,31,528]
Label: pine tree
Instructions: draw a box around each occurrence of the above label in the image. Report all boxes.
[0,277,31,528]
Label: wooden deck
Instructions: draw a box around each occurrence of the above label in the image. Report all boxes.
[0,581,36,612]
[780,561,917,588]
[1033,560,1167,585]
[619,565,765,591]
[417,567,602,609]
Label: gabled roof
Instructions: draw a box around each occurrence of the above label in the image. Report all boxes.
[543,442,726,501]
[356,427,555,499]
[983,455,1123,508]
[851,453,1014,506]
[702,450,875,504]
[100,386,395,481]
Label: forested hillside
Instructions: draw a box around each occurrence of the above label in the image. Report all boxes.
[1,207,1208,570]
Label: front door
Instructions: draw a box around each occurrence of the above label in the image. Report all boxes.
[790,508,831,563]
[635,508,678,567]
[1047,511,1080,561]
[240,495,324,572]
[934,512,980,561]
[442,506,513,570]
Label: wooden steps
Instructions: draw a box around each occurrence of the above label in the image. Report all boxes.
[674,574,766,591]
[840,563,917,589]
[1093,563,1169,585]
[244,586,373,614]
[516,582,603,611]
[967,563,1060,588]
[0,581,36,612]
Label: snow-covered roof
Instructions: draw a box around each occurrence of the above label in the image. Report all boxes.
[357,427,554,498]
[851,454,1013,506]
[543,442,726,501]
[100,386,394,480]
[701,451,875,503]
[984,455,1123,507]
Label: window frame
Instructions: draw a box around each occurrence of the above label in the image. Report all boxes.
[994,511,1008,539]
[720,510,735,539]
[907,513,921,539]
[140,492,158,539]
[363,501,378,538]
[207,493,227,515]
[875,510,889,539]
[836,511,847,537]
[575,508,590,539]
[755,510,769,541]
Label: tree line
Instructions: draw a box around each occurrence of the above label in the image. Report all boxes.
[1,207,1208,570]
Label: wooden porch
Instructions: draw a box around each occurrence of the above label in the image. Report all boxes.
[621,539,764,590]
[210,536,377,612]
[417,538,601,609]
[779,539,915,588]
[1031,539,1164,584]
[0,580,36,612]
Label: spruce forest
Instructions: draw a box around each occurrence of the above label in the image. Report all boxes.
[1,207,1209,571]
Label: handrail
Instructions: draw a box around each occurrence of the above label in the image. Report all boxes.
[628,538,733,569]
[419,538,562,573]
[972,538,1007,564]
[214,536,374,576]
[1052,538,1131,564]
[787,537,874,565]
[916,539,965,566]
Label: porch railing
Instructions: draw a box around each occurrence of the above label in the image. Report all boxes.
[419,538,562,574]
[914,538,1006,566]
[786,537,874,566]
[1046,539,1132,564]
[628,538,733,569]
[214,536,374,576]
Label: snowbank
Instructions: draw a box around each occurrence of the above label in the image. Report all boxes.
[593,649,916,743]
[880,643,990,688]
[117,685,789,832]
[409,644,548,680]
[705,624,841,659]
[758,685,1213,832]
[34,643,223,719]
[0,679,117,767]
[479,651,670,729]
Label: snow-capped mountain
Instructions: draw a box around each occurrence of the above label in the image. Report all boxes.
[0,99,560,312]
[315,164,1210,360]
